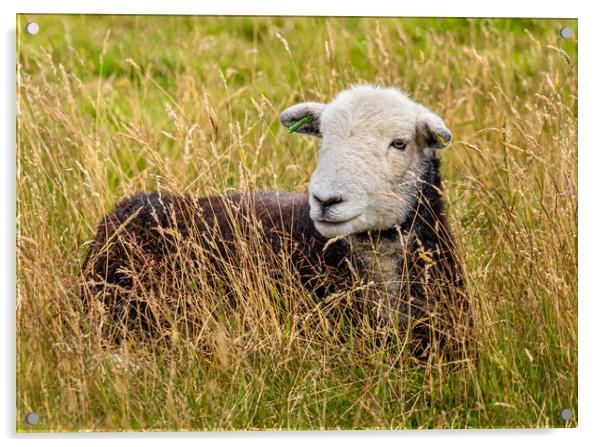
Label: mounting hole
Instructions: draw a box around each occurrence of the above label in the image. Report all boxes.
[559,27,573,39]
[24,412,39,425]
[560,408,573,421]
[25,22,40,36]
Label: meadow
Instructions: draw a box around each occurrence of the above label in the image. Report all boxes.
[16,15,577,430]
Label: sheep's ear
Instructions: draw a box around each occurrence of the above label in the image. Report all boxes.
[280,102,326,137]
[417,108,452,150]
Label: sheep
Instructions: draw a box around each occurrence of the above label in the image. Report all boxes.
[81,85,470,353]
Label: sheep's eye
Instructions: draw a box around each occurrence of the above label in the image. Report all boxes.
[391,139,408,150]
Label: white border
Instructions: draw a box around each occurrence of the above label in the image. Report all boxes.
[3,1,600,446]
[9,0,582,17]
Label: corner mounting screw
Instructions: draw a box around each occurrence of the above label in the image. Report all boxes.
[25,22,40,36]
[24,412,39,426]
[559,27,573,39]
[560,408,573,421]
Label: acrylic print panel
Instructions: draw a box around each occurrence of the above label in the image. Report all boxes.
[16,14,577,431]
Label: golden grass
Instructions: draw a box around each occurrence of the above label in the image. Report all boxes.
[16,15,577,430]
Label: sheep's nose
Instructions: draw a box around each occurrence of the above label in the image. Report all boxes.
[312,193,344,211]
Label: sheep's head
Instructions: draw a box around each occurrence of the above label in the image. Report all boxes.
[281,85,452,238]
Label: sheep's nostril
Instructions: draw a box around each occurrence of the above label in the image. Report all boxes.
[313,194,344,210]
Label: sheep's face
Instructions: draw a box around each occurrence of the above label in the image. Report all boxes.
[281,85,452,238]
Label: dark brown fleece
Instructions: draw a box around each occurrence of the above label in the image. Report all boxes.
[81,156,470,350]
[80,191,353,333]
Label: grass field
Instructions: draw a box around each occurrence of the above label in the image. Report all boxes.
[16,15,577,430]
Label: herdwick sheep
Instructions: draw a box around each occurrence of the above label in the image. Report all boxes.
[81,85,471,353]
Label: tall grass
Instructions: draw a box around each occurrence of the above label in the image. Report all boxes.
[16,15,577,430]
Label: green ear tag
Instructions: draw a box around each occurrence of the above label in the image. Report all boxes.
[435,132,451,147]
[287,115,313,133]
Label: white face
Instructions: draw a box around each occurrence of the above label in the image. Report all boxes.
[281,86,451,238]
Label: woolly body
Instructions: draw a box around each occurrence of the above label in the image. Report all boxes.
[81,85,468,347]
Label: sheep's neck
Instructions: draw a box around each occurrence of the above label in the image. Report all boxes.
[346,157,442,326]
[349,232,406,326]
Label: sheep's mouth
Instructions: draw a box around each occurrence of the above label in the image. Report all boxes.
[314,214,361,226]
